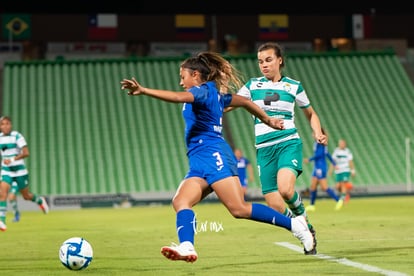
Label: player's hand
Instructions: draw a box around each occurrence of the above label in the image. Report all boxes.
[315,133,328,145]
[268,118,284,130]
[351,169,356,177]
[120,77,144,96]
[4,157,14,165]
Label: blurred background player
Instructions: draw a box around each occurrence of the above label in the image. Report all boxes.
[330,138,355,203]
[8,182,20,222]
[234,148,255,197]
[304,128,343,211]
[0,116,49,231]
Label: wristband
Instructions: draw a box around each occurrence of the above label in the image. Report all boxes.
[10,157,15,163]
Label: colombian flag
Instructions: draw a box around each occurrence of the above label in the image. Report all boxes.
[175,14,206,40]
[258,14,289,40]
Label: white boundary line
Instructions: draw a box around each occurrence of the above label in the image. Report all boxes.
[275,242,409,276]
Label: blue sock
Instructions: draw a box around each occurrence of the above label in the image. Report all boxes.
[310,190,317,205]
[176,209,196,244]
[326,188,340,201]
[250,203,291,230]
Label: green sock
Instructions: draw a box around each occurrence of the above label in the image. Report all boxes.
[31,195,41,204]
[285,191,313,229]
[0,201,7,223]
[285,191,305,216]
[10,199,19,214]
[283,208,294,218]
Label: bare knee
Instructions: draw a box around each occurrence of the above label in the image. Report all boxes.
[226,203,251,219]
[277,169,296,199]
[171,196,196,212]
[171,197,183,212]
[278,187,294,200]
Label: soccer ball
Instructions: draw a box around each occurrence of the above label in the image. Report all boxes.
[59,237,93,270]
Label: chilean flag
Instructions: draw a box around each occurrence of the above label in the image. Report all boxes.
[88,14,118,41]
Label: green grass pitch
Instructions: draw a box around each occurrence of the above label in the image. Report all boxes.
[0,196,413,275]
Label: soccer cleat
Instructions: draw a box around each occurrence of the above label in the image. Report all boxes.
[39,197,49,214]
[13,211,20,222]
[335,199,344,211]
[305,226,317,255]
[305,205,316,212]
[0,221,6,232]
[291,216,315,254]
[161,241,198,263]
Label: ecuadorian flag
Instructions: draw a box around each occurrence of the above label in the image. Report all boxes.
[258,14,289,40]
[175,14,206,40]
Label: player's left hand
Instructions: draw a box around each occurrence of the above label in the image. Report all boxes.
[268,118,284,130]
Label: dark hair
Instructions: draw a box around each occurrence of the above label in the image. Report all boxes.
[180,51,243,93]
[257,42,285,68]
[0,116,11,122]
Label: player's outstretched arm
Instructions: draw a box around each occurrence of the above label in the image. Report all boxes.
[120,77,193,103]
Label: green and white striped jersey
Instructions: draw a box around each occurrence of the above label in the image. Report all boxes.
[237,76,311,148]
[0,130,28,177]
[332,147,353,174]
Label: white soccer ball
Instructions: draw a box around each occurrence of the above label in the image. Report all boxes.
[59,237,93,270]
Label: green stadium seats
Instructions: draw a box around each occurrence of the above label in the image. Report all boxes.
[2,51,413,196]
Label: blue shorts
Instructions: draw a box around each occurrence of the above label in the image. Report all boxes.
[239,177,248,187]
[185,142,238,185]
[312,166,328,179]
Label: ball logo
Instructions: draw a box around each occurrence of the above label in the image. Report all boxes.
[59,237,93,271]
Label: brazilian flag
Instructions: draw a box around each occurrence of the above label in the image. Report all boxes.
[2,14,31,40]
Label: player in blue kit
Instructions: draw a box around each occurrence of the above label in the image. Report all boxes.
[234,148,255,197]
[304,128,343,211]
[120,51,315,262]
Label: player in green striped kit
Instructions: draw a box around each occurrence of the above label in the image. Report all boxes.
[0,116,49,231]
[236,42,327,254]
[330,139,355,202]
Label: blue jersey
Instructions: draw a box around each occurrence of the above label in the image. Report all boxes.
[183,81,232,155]
[182,81,238,185]
[237,157,250,187]
[308,142,335,179]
